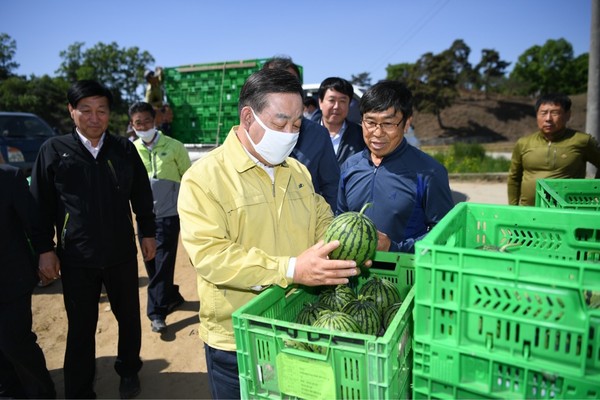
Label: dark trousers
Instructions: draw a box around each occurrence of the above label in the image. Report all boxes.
[204,344,240,399]
[142,216,182,320]
[0,294,56,399]
[61,260,142,399]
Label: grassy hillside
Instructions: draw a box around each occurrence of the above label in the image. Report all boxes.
[413,92,588,152]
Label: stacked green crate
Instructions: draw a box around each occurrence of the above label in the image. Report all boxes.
[535,178,600,211]
[164,59,268,145]
[233,251,415,399]
[413,203,600,399]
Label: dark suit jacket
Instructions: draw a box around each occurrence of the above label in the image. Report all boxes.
[0,165,51,301]
[291,118,340,210]
[311,110,367,166]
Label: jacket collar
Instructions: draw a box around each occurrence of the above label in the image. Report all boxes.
[362,136,408,164]
[536,128,575,143]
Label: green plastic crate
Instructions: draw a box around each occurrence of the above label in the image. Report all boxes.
[535,179,600,211]
[413,342,599,399]
[233,251,415,399]
[164,59,303,146]
[414,203,600,390]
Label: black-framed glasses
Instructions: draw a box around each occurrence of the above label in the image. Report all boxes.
[362,119,403,133]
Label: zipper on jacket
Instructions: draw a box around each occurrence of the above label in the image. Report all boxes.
[150,151,158,179]
[547,142,556,169]
[107,159,120,189]
[61,213,70,250]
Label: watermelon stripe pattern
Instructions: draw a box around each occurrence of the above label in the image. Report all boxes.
[342,295,382,336]
[325,203,377,267]
[295,302,330,326]
[358,277,402,315]
[318,285,356,312]
[313,311,362,334]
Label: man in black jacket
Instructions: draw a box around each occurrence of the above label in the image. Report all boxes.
[30,80,156,399]
[0,153,56,398]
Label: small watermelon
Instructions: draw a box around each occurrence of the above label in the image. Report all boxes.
[310,310,363,353]
[324,203,377,267]
[312,310,362,332]
[318,284,356,312]
[342,295,382,336]
[295,302,330,326]
[382,302,403,331]
[359,277,401,315]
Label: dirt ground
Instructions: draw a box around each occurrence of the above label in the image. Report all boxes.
[31,180,508,399]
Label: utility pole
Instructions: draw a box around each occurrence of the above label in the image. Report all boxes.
[587,0,599,177]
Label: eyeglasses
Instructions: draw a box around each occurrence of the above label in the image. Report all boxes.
[362,119,403,133]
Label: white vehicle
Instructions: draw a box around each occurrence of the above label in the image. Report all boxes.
[302,83,367,101]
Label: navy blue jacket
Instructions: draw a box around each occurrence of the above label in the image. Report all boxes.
[291,117,339,210]
[338,139,454,253]
[311,110,366,166]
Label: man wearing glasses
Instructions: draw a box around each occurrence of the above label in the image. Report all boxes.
[336,80,454,253]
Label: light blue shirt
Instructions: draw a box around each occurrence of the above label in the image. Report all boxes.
[325,120,347,155]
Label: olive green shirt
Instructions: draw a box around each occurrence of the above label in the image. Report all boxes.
[507,129,600,206]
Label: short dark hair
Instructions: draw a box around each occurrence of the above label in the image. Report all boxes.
[263,55,302,82]
[128,101,156,119]
[360,80,413,121]
[67,80,113,110]
[317,77,354,101]
[238,69,303,115]
[303,97,318,108]
[535,93,572,113]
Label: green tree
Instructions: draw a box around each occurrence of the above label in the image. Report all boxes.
[447,39,476,90]
[0,75,71,131]
[475,49,511,96]
[509,38,586,95]
[56,42,86,82]
[386,62,416,82]
[0,33,20,80]
[410,51,458,129]
[56,41,155,133]
[350,72,371,87]
[564,52,589,94]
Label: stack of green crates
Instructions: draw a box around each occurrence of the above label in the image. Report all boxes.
[413,203,600,399]
[164,59,302,146]
[535,178,600,211]
[232,251,415,399]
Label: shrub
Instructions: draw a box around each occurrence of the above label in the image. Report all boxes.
[430,143,511,173]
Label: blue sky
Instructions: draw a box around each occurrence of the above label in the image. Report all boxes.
[4,0,592,85]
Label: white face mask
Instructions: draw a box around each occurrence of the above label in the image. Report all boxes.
[135,127,157,142]
[245,109,299,165]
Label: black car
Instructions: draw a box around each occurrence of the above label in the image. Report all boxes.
[0,112,57,175]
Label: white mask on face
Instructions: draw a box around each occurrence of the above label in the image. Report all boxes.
[245,109,299,165]
[135,127,157,142]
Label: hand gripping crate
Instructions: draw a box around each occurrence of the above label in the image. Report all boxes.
[232,251,415,400]
[535,179,600,211]
[413,203,600,399]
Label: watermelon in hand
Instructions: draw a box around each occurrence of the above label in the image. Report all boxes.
[324,203,377,267]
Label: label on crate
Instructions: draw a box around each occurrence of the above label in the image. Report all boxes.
[275,353,335,399]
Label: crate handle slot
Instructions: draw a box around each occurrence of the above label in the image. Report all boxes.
[522,341,531,359]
